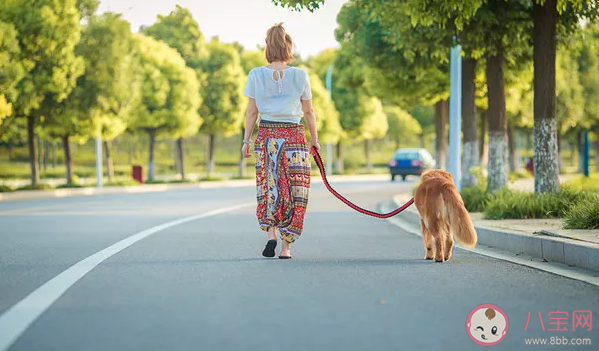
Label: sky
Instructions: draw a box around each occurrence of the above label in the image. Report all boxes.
[97,0,349,58]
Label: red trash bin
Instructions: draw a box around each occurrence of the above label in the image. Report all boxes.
[525,158,534,175]
[132,165,144,184]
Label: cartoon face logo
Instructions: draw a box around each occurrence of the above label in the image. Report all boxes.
[466,304,509,346]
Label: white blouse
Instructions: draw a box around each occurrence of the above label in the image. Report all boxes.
[243,66,312,124]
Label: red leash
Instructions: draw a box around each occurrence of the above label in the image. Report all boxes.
[311,146,414,218]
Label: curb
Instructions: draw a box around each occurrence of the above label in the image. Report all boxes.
[392,195,599,273]
[0,174,390,202]
[0,180,256,202]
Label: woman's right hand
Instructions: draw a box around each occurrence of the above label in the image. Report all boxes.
[241,143,252,158]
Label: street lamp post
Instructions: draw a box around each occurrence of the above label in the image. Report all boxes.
[448,42,463,191]
[583,130,589,177]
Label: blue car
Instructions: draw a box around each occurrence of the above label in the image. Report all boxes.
[388,148,435,181]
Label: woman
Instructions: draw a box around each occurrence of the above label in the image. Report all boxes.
[241,23,320,259]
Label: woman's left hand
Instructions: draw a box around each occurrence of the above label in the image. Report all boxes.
[310,139,320,154]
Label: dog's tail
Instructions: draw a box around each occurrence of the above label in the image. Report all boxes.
[440,184,477,247]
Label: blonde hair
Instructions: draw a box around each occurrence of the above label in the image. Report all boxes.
[265,23,293,63]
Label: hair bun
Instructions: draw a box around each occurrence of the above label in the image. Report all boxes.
[265,23,294,63]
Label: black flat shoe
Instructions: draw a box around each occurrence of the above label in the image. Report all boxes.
[278,255,293,259]
[262,240,277,258]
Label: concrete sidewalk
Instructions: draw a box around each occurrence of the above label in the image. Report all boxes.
[0,174,391,202]
[392,194,599,272]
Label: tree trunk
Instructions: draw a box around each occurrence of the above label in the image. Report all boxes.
[147,129,156,182]
[479,111,488,167]
[36,135,42,175]
[238,128,246,179]
[207,134,216,177]
[27,116,39,186]
[364,139,372,172]
[128,140,133,165]
[569,138,576,168]
[434,100,448,170]
[62,135,73,184]
[103,141,114,180]
[43,139,49,171]
[177,138,186,179]
[533,0,560,193]
[335,141,344,174]
[486,51,509,193]
[52,141,57,168]
[8,142,14,161]
[507,124,518,173]
[462,57,479,186]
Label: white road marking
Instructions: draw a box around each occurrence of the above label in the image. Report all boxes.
[380,202,599,286]
[0,202,253,351]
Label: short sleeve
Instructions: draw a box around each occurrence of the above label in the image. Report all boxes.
[243,70,255,98]
[301,70,312,100]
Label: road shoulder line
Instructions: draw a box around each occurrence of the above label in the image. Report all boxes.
[379,200,599,287]
[0,202,253,351]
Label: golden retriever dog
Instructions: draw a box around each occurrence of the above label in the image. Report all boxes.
[413,170,477,262]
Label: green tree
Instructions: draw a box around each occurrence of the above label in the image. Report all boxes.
[0,21,23,125]
[398,0,597,192]
[362,97,388,171]
[237,47,268,178]
[578,23,599,169]
[556,46,585,170]
[143,5,207,69]
[334,1,451,170]
[130,34,202,182]
[304,67,342,145]
[43,12,139,184]
[241,49,268,74]
[385,106,423,150]
[0,0,85,186]
[308,48,336,82]
[200,39,245,177]
[76,0,99,19]
[143,5,207,180]
[326,46,377,173]
[275,0,598,193]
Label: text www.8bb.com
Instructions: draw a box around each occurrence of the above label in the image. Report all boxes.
[524,337,592,346]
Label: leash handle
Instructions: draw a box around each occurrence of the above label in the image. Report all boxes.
[310,146,414,218]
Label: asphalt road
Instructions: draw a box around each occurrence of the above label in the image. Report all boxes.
[1,177,598,351]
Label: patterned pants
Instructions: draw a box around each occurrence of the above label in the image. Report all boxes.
[254,121,311,243]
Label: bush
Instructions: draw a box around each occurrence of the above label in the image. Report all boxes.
[16,184,54,191]
[564,193,599,229]
[460,186,490,212]
[0,185,14,192]
[199,176,226,182]
[562,172,599,192]
[483,188,582,220]
[144,180,166,184]
[105,180,141,187]
[509,169,532,181]
[56,182,85,189]
[168,179,195,184]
